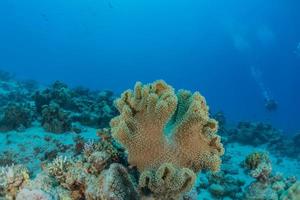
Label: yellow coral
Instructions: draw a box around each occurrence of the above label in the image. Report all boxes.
[244,152,270,170]
[139,163,196,200]
[21,170,30,184]
[244,152,272,182]
[110,80,224,172]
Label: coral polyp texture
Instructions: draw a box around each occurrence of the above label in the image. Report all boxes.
[110,80,224,172]
[139,163,196,200]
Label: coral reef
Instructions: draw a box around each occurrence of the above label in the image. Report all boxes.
[16,189,53,200]
[244,152,272,182]
[219,117,299,159]
[0,165,30,199]
[110,80,224,173]
[203,171,245,199]
[41,136,196,200]
[0,70,14,82]
[33,81,73,113]
[33,81,117,130]
[282,133,300,157]
[0,103,33,132]
[228,122,282,146]
[280,182,300,200]
[39,134,133,200]
[0,75,299,200]
[0,73,34,108]
[86,163,139,200]
[41,103,72,133]
[243,152,297,200]
[244,181,279,200]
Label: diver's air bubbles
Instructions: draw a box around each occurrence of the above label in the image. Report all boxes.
[250,66,278,112]
[256,26,276,46]
[294,42,300,57]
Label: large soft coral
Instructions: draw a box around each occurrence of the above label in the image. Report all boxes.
[110,80,224,172]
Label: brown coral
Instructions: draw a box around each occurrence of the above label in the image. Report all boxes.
[0,165,30,199]
[139,163,196,200]
[245,152,270,170]
[85,163,139,200]
[110,80,224,172]
[244,152,272,182]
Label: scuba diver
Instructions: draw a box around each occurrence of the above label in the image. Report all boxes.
[251,65,278,112]
[264,98,278,112]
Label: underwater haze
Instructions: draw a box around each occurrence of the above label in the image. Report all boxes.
[0,1,300,199]
[0,0,300,133]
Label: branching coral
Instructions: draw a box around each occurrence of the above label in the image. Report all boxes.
[43,136,130,200]
[16,170,74,200]
[45,156,73,183]
[83,139,119,161]
[86,151,111,174]
[110,80,224,173]
[139,163,196,200]
[0,165,30,199]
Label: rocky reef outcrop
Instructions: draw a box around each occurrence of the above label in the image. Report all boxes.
[0,103,33,132]
[33,81,117,132]
[243,152,297,200]
[228,121,282,147]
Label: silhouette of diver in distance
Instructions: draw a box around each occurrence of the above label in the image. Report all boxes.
[264,98,278,112]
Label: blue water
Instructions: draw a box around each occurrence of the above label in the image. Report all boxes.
[0,0,299,134]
